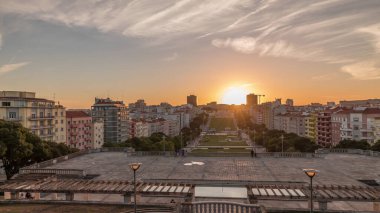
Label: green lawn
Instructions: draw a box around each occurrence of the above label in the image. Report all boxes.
[191,148,251,153]
[209,117,236,131]
[199,135,247,146]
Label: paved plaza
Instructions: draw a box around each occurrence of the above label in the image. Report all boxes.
[46,152,380,186]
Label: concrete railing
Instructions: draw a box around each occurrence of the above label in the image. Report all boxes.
[316,148,380,157]
[181,201,265,213]
[23,150,89,169]
[188,152,320,158]
[19,168,85,176]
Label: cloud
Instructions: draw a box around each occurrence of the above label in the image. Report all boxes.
[341,60,380,80]
[162,53,179,62]
[1,0,380,79]
[0,62,29,75]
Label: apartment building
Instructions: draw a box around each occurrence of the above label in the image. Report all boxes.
[317,109,335,147]
[92,120,104,149]
[305,112,318,141]
[274,112,306,137]
[91,98,128,143]
[0,91,55,141]
[331,109,351,146]
[53,104,66,143]
[66,111,93,150]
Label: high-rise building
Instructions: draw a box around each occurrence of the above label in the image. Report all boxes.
[246,94,258,107]
[0,91,55,141]
[285,99,294,106]
[91,98,128,143]
[187,95,197,107]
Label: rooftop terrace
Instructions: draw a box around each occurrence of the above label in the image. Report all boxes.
[45,152,380,186]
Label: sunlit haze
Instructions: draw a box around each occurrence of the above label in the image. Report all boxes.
[221,86,250,105]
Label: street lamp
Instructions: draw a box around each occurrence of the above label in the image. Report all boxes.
[303,169,318,213]
[129,163,142,213]
[280,134,284,156]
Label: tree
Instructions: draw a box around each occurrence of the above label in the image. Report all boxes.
[0,121,33,179]
[334,139,371,150]
[371,140,380,152]
[0,120,77,179]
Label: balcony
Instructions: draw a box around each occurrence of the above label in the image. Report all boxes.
[30,125,54,130]
[3,116,23,121]
[28,115,55,121]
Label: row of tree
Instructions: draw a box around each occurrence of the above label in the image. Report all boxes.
[103,112,209,151]
[0,120,78,179]
[335,139,380,151]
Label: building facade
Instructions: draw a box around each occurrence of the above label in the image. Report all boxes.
[187,95,197,107]
[246,94,258,107]
[0,91,55,141]
[92,120,104,149]
[66,111,93,150]
[305,112,318,141]
[53,104,66,143]
[91,98,128,143]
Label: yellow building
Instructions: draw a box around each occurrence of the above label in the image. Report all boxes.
[305,111,318,142]
[0,91,64,142]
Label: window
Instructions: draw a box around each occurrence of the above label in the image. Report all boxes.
[40,112,44,118]
[61,119,64,124]
[61,112,64,116]
[2,102,11,106]
[55,112,58,116]
[61,128,64,131]
[9,112,17,118]
[55,120,58,124]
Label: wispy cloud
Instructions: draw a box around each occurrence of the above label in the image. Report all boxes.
[162,53,179,62]
[0,62,29,75]
[341,60,380,80]
[1,0,380,79]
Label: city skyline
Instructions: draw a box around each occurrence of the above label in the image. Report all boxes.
[1,0,380,108]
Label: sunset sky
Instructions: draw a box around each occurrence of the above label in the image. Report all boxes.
[0,0,380,108]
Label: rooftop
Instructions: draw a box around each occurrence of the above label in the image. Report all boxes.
[45,152,380,186]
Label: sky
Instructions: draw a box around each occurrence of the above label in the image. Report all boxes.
[0,0,380,108]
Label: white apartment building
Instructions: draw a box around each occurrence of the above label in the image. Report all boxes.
[0,91,55,142]
[331,108,380,145]
[92,120,104,149]
[53,104,66,143]
[273,112,306,137]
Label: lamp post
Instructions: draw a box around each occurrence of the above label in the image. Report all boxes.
[129,163,142,213]
[303,169,318,213]
[253,129,256,155]
[280,134,284,156]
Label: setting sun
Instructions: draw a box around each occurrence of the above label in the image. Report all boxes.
[221,86,250,105]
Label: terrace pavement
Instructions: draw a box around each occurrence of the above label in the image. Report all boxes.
[45,152,380,186]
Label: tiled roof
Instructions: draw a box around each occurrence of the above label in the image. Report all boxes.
[66,111,90,118]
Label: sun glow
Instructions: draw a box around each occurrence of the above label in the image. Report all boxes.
[221,86,250,105]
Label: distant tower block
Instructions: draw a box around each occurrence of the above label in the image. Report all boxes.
[286,99,294,106]
[187,95,197,107]
[246,93,258,107]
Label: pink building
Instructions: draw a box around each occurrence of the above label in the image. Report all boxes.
[66,111,93,150]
